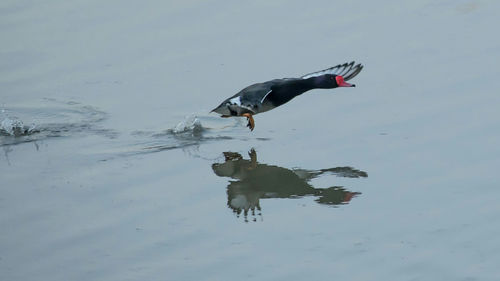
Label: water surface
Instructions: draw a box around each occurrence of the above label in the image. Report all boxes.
[1,0,500,280]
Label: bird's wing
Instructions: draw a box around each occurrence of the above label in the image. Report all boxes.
[256,78,298,104]
[300,61,363,81]
[259,89,273,103]
[239,80,277,104]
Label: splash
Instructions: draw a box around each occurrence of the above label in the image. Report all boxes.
[129,114,241,156]
[0,111,37,137]
[171,114,203,134]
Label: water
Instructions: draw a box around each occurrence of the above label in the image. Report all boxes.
[2,0,500,280]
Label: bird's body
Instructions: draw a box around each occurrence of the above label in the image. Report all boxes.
[214,78,310,117]
[212,61,363,130]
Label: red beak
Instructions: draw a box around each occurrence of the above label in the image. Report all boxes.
[336,75,355,87]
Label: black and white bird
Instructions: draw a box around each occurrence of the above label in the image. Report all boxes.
[211,61,363,131]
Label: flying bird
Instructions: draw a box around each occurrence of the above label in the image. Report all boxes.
[212,61,363,131]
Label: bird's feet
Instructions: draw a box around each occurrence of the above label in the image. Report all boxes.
[242,113,255,131]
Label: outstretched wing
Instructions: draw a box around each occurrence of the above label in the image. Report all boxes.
[301,61,363,81]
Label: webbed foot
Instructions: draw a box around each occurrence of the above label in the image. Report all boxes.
[241,113,255,131]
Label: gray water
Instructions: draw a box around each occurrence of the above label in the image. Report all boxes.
[2,1,500,280]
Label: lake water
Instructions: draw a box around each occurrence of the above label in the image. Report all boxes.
[2,1,500,280]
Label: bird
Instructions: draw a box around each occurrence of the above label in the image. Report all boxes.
[211,61,363,131]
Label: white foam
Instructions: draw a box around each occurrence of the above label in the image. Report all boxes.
[172,115,202,134]
[0,117,36,136]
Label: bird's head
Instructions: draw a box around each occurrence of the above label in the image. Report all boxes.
[314,74,355,89]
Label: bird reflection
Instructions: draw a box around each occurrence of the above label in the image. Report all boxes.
[212,149,367,222]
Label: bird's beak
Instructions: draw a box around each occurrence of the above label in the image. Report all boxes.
[339,81,355,87]
[336,75,355,87]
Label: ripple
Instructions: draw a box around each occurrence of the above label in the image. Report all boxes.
[0,100,116,146]
[127,114,268,155]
